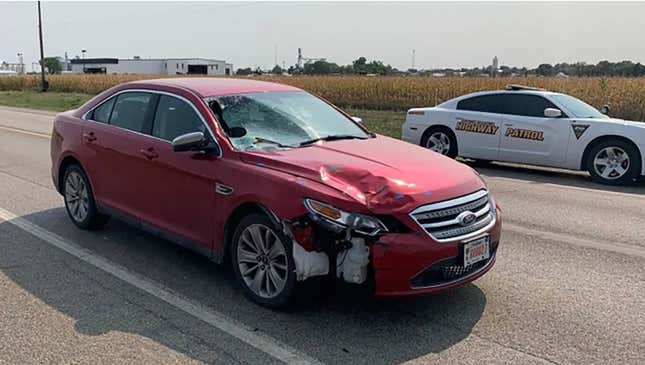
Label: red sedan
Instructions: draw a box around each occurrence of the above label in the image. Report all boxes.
[50,78,501,308]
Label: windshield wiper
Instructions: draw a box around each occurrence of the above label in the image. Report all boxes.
[299,135,367,146]
[252,137,295,148]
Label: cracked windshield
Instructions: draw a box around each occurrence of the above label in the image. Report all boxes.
[210,91,369,150]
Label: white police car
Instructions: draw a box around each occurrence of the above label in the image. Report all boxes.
[402,85,645,185]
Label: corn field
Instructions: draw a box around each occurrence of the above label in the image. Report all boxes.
[2,74,645,121]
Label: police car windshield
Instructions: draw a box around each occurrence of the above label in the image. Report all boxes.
[551,94,608,119]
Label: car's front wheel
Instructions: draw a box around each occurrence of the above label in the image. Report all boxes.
[62,164,110,229]
[586,139,641,185]
[231,214,297,308]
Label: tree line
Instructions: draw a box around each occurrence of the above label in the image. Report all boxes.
[238,59,645,77]
[237,57,396,76]
[32,56,645,78]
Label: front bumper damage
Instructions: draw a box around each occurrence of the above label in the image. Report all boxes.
[281,205,502,297]
[371,214,501,296]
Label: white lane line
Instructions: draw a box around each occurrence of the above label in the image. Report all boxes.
[0,105,58,116]
[0,207,322,365]
[0,125,51,139]
[504,222,645,259]
[483,174,645,200]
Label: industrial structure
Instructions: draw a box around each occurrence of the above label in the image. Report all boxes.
[70,57,233,76]
[492,56,499,77]
[296,48,325,69]
[0,53,25,75]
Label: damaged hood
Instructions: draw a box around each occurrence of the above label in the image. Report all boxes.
[239,135,486,213]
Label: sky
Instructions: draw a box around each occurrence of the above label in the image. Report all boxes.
[2,1,645,71]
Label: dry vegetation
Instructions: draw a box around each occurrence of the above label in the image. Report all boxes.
[1,74,645,121]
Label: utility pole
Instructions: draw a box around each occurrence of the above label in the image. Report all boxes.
[37,1,48,91]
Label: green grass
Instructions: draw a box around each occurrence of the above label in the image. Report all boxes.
[345,108,404,139]
[0,91,405,138]
[0,91,94,112]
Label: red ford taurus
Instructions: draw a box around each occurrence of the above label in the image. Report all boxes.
[51,78,501,307]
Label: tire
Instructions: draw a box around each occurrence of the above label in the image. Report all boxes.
[231,214,297,308]
[62,164,110,230]
[421,127,458,158]
[586,139,641,185]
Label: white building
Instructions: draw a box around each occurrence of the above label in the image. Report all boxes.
[0,61,25,75]
[0,69,18,77]
[70,57,233,76]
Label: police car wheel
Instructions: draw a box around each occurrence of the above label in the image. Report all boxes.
[421,127,458,158]
[587,139,641,185]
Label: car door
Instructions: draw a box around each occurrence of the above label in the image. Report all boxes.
[498,94,571,166]
[452,94,503,160]
[82,91,158,217]
[134,93,219,250]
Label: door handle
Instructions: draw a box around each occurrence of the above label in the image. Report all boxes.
[83,132,97,142]
[140,147,159,159]
[504,123,514,126]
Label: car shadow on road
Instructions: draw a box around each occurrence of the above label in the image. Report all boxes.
[1,208,487,365]
[465,160,645,195]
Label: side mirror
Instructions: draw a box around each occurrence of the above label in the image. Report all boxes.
[228,126,247,138]
[544,108,562,118]
[172,132,207,152]
[600,105,610,115]
[351,116,363,124]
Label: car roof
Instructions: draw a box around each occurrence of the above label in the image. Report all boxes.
[129,77,303,98]
[463,89,560,98]
[437,89,562,109]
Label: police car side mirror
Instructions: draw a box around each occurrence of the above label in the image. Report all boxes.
[600,105,610,115]
[544,108,562,118]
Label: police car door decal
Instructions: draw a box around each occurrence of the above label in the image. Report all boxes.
[504,128,545,141]
[455,119,499,135]
[571,124,590,140]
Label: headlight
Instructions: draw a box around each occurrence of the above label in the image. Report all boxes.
[303,198,387,236]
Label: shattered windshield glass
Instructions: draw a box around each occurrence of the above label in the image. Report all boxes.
[208,91,369,150]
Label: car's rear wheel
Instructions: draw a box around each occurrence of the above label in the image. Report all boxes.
[421,127,458,158]
[586,139,641,185]
[62,165,109,229]
[231,214,296,308]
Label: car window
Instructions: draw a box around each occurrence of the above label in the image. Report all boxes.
[502,94,558,118]
[109,92,153,133]
[457,94,505,113]
[90,97,115,123]
[212,91,368,150]
[152,95,206,141]
[550,94,606,119]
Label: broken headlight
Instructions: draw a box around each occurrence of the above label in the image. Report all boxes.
[303,198,387,236]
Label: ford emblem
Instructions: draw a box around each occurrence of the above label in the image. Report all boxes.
[457,211,477,226]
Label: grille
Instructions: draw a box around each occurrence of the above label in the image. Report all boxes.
[409,190,495,242]
[410,250,495,289]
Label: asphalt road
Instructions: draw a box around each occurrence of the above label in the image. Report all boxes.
[0,105,643,365]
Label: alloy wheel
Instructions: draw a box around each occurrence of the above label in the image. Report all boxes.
[236,224,289,298]
[65,171,90,223]
[426,132,451,155]
[593,146,630,180]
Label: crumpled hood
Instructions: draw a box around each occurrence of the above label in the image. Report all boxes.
[239,135,485,213]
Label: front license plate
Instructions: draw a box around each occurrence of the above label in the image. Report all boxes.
[463,236,490,267]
